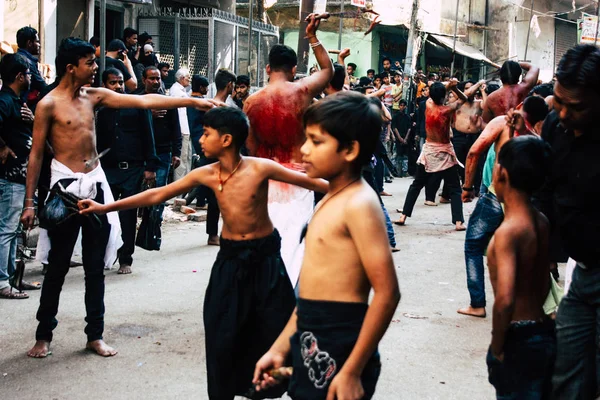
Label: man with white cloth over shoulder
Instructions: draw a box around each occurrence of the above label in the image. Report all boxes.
[21,38,221,359]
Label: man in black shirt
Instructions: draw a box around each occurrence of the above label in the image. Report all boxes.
[16,26,47,111]
[96,68,158,275]
[93,39,137,91]
[123,27,139,66]
[391,99,412,177]
[541,45,600,399]
[138,66,182,220]
[0,54,36,299]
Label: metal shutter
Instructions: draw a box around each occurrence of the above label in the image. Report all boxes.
[555,20,577,71]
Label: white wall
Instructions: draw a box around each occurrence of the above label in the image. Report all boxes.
[43,0,57,77]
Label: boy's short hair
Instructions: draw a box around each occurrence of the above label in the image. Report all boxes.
[429,82,446,105]
[497,135,552,195]
[214,68,236,91]
[268,44,297,73]
[138,32,152,45]
[102,67,123,85]
[192,75,209,92]
[56,37,96,78]
[0,53,29,84]
[500,60,522,85]
[522,95,549,125]
[107,39,127,52]
[358,76,372,87]
[16,26,38,49]
[89,36,100,47]
[486,83,500,94]
[366,69,375,75]
[157,62,170,70]
[123,27,138,40]
[303,91,382,168]
[347,62,357,70]
[330,63,346,91]
[236,74,250,86]
[528,82,554,98]
[399,99,407,106]
[203,107,249,150]
[457,80,475,92]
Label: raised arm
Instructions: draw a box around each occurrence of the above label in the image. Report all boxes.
[462,116,505,202]
[519,62,540,92]
[21,98,53,229]
[464,80,486,99]
[337,48,351,88]
[327,193,400,397]
[79,166,210,215]
[122,56,138,91]
[264,159,328,193]
[90,87,220,111]
[300,14,334,97]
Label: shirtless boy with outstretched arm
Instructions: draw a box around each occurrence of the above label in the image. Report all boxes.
[253,92,400,400]
[80,107,328,400]
[486,135,555,398]
[21,38,221,359]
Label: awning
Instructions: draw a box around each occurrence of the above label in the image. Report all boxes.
[428,34,498,67]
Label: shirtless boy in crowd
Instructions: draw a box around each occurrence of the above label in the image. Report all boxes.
[22,37,220,359]
[253,92,400,400]
[80,107,328,399]
[486,135,555,398]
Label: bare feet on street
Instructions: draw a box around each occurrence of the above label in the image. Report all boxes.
[86,340,118,357]
[394,214,407,226]
[208,235,220,246]
[118,264,132,275]
[27,340,51,357]
[455,222,466,231]
[457,306,486,318]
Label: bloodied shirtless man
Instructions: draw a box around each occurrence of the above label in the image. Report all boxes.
[21,38,220,358]
[481,60,539,123]
[394,80,468,231]
[243,13,334,286]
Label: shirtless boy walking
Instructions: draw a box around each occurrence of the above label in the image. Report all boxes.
[253,92,400,400]
[21,38,220,358]
[80,107,328,399]
[486,135,555,398]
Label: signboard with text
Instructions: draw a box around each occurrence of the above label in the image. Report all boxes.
[351,0,366,7]
[579,14,599,46]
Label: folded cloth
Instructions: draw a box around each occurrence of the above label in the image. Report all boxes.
[268,162,314,287]
[288,298,381,400]
[37,159,123,269]
[417,141,463,173]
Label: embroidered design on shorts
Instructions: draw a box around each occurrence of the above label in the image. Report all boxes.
[300,331,337,389]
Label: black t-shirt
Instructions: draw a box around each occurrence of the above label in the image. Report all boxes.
[94,56,132,87]
[0,87,33,184]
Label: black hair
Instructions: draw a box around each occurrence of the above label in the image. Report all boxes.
[123,27,138,40]
[16,26,38,49]
[303,91,382,169]
[192,75,209,92]
[440,73,450,80]
[138,32,152,45]
[486,83,500,95]
[268,44,297,73]
[457,80,475,92]
[379,72,390,79]
[429,82,446,105]
[428,73,438,80]
[214,68,236,91]
[157,62,170,71]
[102,67,123,85]
[347,62,357,70]
[89,36,100,47]
[500,60,522,85]
[358,76,372,87]
[366,69,375,75]
[107,39,127,52]
[203,107,249,150]
[497,135,552,195]
[143,65,159,79]
[382,57,391,63]
[556,45,600,96]
[329,63,346,91]
[0,53,29,84]
[522,95,549,126]
[236,74,250,87]
[528,83,554,98]
[56,37,96,78]
[399,99,407,106]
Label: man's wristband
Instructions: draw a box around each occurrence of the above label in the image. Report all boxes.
[462,186,474,192]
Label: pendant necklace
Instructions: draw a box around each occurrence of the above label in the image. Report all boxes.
[218,158,243,192]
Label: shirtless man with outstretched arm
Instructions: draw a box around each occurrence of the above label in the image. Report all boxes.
[21,38,220,359]
[482,61,539,123]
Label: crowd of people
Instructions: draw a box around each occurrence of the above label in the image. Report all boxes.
[0,12,599,400]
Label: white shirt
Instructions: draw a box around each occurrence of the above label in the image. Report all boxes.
[169,81,190,136]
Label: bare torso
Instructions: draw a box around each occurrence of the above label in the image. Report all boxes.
[425,99,453,144]
[42,87,100,173]
[485,85,528,122]
[200,158,274,240]
[298,183,375,303]
[454,100,484,133]
[244,81,313,164]
[487,210,550,321]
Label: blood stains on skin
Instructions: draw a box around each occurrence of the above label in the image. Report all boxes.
[425,106,451,138]
[246,94,305,164]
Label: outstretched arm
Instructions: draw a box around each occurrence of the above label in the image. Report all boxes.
[300,14,334,97]
[89,87,222,111]
[79,167,210,214]
[264,159,328,193]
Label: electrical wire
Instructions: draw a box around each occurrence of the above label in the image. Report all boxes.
[503,0,597,24]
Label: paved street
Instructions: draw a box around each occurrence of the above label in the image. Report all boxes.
[2,176,560,399]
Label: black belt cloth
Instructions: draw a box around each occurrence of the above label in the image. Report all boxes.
[203,229,296,400]
[288,298,381,400]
